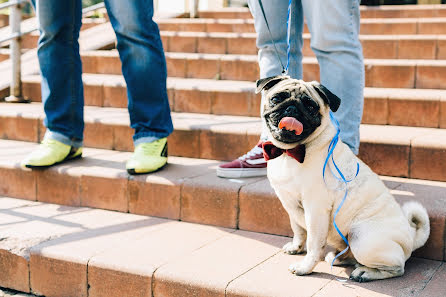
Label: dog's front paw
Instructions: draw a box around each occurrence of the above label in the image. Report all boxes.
[283,241,305,255]
[288,261,312,276]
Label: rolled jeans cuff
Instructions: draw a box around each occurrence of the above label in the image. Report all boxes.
[134,135,162,146]
[44,130,83,148]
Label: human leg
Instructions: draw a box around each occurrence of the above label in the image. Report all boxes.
[302,0,364,154]
[22,0,83,168]
[105,0,172,174]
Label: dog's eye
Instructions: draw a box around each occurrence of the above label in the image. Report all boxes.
[301,95,319,113]
[270,97,282,106]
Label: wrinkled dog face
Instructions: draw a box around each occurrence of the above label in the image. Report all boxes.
[257,76,341,147]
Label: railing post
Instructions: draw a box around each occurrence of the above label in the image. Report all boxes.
[189,0,199,18]
[6,1,27,103]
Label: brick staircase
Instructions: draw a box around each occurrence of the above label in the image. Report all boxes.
[0,4,446,297]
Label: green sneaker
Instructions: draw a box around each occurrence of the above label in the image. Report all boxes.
[126,138,168,175]
[21,139,83,168]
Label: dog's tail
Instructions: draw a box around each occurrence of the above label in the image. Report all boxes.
[402,202,430,251]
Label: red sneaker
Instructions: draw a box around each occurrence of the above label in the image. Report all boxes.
[216,141,267,178]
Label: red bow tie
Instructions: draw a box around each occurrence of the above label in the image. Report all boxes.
[262,141,306,163]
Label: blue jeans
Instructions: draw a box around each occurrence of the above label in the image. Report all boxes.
[248,0,364,154]
[32,0,173,148]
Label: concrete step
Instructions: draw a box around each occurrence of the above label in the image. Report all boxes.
[161,31,446,59]
[2,102,446,182]
[21,74,446,129]
[158,17,446,35]
[0,196,444,297]
[197,5,446,19]
[81,50,446,89]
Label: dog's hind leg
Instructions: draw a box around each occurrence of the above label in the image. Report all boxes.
[350,265,404,283]
[348,223,408,282]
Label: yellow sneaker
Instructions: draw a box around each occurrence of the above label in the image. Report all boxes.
[21,139,82,168]
[126,138,168,175]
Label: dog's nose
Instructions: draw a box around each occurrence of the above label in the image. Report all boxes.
[285,105,298,114]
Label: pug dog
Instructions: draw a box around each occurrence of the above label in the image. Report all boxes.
[258,75,430,282]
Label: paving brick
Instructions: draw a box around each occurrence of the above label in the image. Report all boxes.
[368,61,416,88]
[153,230,288,297]
[186,54,220,79]
[411,130,446,181]
[227,253,346,297]
[362,96,388,125]
[358,125,425,177]
[168,130,201,158]
[441,97,446,128]
[173,89,213,114]
[30,213,168,297]
[0,116,39,143]
[436,37,446,59]
[390,177,446,261]
[165,53,187,77]
[88,222,230,297]
[239,179,292,237]
[361,38,398,59]
[418,19,446,34]
[0,200,100,293]
[197,35,227,54]
[419,263,446,297]
[388,98,440,128]
[35,165,82,207]
[313,258,442,297]
[22,79,41,102]
[211,90,253,116]
[226,34,256,55]
[128,157,218,219]
[169,34,197,53]
[416,61,446,89]
[83,121,115,150]
[220,55,258,81]
[181,174,258,228]
[398,38,437,59]
[103,79,127,108]
[80,168,128,212]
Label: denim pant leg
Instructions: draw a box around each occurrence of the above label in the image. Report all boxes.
[104,0,173,145]
[34,0,84,148]
[302,0,364,154]
[247,0,304,141]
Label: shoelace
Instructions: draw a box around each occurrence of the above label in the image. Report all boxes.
[138,140,163,155]
[238,145,263,160]
[40,138,59,149]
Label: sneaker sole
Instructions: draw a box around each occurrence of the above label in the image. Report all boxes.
[127,162,168,175]
[24,154,83,169]
[216,167,267,178]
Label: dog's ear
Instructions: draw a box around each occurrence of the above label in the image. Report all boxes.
[312,82,341,112]
[256,75,289,94]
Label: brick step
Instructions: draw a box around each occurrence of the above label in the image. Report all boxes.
[197,5,446,19]
[15,18,109,49]
[81,50,446,89]
[0,196,444,297]
[2,102,446,181]
[161,31,446,59]
[21,74,446,129]
[158,17,446,35]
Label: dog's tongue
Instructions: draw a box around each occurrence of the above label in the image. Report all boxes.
[279,117,303,135]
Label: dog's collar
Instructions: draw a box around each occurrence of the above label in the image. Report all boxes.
[262,141,306,163]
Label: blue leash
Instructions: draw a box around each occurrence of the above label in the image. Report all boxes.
[323,112,359,272]
[257,0,292,74]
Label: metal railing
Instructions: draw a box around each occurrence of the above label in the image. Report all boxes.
[0,0,106,103]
